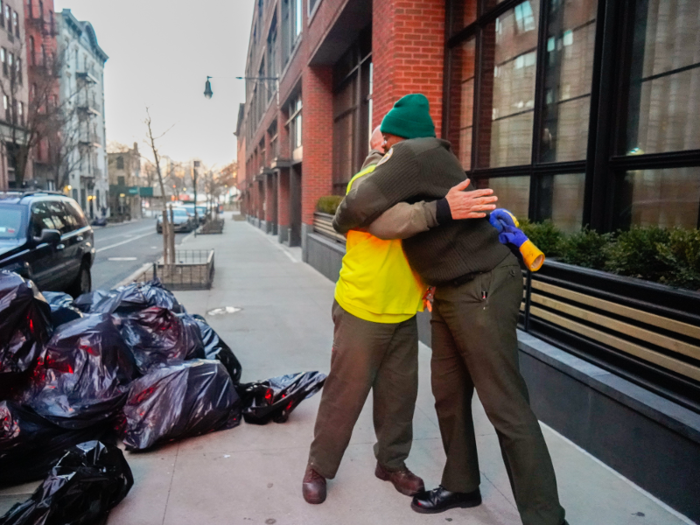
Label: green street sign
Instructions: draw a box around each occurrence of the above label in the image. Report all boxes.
[128,186,139,195]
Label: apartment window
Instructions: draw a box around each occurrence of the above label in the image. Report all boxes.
[29,36,35,65]
[308,0,320,18]
[269,120,279,160]
[49,10,53,35]
[446,37,476,170]
[12,10,18,37]
[281,0,302,65]
[0,1,3,28]
[7,52,13,79]
[266,18,278,93]
[1,48,6,76]
[26,0,30,18]
[288,94,302,152]
[332,32,372,193]
[38,0,43,18]
[16,57,20,84]
[116,156,124,170]
[41,45,46,67]
[477,2,540,169]
[540,0,597,162]
[624,0,700,155]
[293,0,301,37]
[3,95,8,121]
[18,101,23,126]
[2,5,8,32]
[447,0,700,234]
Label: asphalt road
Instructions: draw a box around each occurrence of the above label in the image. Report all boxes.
[91,218,189,290]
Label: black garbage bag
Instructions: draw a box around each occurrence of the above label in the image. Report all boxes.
[75,279,184,316]
[0,401,111,487]
[0,271,52,396]
[73,289,117,314]
[0,440,133,525]
[238,371,327,425]
[187,314,242,384]
[42,291,83,328]
[124,360,241,451]
[21,314,138,429]
[120,307,204,374]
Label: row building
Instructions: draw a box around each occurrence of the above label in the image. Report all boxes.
[0,2,109,221]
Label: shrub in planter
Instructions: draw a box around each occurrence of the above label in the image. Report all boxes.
[656,228,700,291]
[605,227,671,283]
[520,219,563,257]
[316,195,344,215]
[558,228,612,270]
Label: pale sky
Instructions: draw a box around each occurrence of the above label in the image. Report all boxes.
[54,0,255,168]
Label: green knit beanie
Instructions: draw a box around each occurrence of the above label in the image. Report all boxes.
[380,93,436,139]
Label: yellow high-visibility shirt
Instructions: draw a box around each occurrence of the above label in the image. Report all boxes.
[334,165,425,323]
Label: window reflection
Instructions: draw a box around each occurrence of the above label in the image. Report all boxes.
[626,0,700,155]
[619,168,700,229]
[478,2,539,168]
[477,176,531,220]
[538,173,585,233]
[540,0,597,162]
[447,38,476,170]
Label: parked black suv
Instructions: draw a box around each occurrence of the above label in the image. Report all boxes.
[0,192,95,297]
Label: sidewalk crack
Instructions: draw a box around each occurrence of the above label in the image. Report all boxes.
[161,443,181,525]
[480,470,517,510]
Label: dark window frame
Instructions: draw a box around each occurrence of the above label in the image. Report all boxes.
[445,0,700,233]
[331,29,372,195]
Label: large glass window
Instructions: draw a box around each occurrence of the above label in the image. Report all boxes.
[447,38,476,170]
[477,176,531,220]
[625,0,700,155]
[332,35,372,194]
[478,1,539,168]
[618,168,700,229]
[537,173,585,233]
[288,95,302,151]
[540,0,597,162]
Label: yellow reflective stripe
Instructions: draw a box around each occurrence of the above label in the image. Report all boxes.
[346,165,376,194]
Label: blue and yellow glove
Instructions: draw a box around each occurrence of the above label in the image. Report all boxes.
[489,209,545,272]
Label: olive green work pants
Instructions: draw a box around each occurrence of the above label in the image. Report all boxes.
[308,300,419,479]
[431,253,565,525]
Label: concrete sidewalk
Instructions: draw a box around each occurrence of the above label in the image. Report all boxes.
[1,220,692,524]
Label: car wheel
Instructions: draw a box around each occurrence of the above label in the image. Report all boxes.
[68,262,91,298]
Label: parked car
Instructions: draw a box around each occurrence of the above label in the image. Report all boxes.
[0,191,95,297]
[156,208,195,234]
[180,204,208,224]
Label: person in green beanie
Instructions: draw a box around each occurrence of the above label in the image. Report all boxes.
[333,94,567,525]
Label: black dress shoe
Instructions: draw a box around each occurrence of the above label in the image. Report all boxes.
[411,486,482,514]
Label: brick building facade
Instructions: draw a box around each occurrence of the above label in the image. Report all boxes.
[236,0,447,250]
[25,0,59,190]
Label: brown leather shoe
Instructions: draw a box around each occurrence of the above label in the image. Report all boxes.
[302,465,327,504]
[375,463,425,496]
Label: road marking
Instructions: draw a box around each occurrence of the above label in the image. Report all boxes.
[96,231,155,253]
[108,257,137,261]
[96,225,155,243]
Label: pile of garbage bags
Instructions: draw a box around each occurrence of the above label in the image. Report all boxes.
[0,270,326,522]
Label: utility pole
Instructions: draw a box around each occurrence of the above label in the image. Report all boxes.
[193,160,200,236]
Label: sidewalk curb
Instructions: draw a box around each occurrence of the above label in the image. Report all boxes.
[116,263,153,288]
